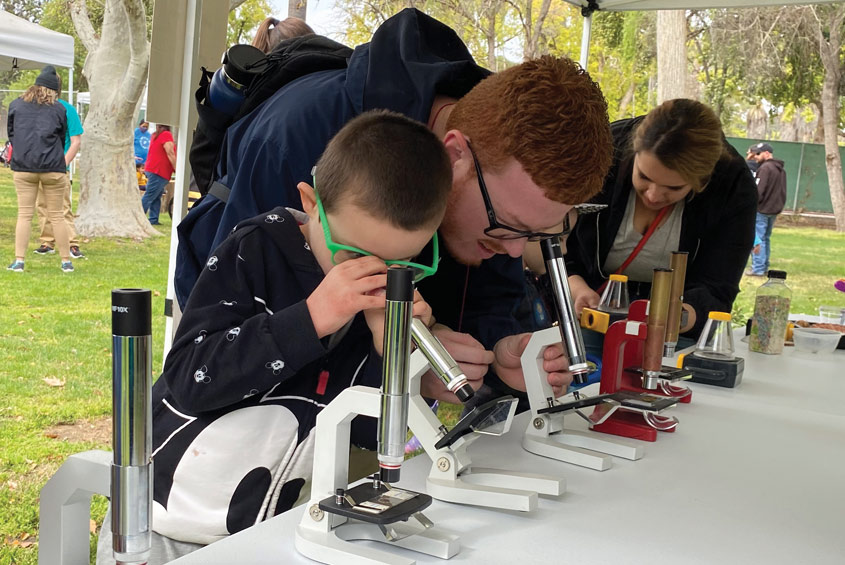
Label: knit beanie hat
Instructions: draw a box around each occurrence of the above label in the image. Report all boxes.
[35,65,60,92]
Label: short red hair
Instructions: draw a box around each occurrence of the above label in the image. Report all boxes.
[447,56,612,204]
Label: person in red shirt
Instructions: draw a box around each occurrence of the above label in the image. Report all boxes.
[142,124,176,225]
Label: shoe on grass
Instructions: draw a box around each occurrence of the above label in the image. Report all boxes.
[7,260,24,272]
[61,261,74,273]
[70,245,85,259]
[34,245,55,255]
[745,270,765,277]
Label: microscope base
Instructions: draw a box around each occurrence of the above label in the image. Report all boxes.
[295,519,459,565]
[591,409,675,442]
[523,431,611,471]
[38,449,112,565]
[553,427,642,460]
[427,467,564,512]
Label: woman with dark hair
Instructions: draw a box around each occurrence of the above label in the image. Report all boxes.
[565,98,757,344]
[142,124,176,225]
[7,67,73,272]
[251,16,314,53]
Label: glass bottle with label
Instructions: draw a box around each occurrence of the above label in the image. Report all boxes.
[749,270,791,355]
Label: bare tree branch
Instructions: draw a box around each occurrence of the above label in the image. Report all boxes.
[70,0,100,53]
[530,0,552,54]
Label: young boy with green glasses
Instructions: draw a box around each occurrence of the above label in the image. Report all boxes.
[141,110,451,551]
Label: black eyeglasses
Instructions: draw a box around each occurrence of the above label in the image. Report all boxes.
[467,142,577,242]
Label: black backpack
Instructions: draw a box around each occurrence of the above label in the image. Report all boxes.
[189,34,353,197]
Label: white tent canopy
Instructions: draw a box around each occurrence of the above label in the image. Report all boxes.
[0,10,74,71]
[563,0,842,9]
[563,0,844,67]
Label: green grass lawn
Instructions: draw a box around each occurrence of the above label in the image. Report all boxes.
[732,224,845,322]
[1,164,843,564]
[0,166,172,564]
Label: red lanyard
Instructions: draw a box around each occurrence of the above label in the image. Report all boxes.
[597,205,671,294]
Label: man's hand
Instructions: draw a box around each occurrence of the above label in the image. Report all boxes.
[416,324,493,403]
[752,244,761,255]
[365,289,432,356]
[568,274,600,315]
[306,256,387,339]
[493,333,573,397]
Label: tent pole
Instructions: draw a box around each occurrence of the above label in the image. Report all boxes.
[163,0,202,367]
[579,13,593,69]
[68,68,74,184]
[792,142,805,215]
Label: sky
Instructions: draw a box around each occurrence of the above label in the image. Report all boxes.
[269,0,344,38]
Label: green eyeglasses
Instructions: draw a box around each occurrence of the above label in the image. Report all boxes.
[312,177,440,283]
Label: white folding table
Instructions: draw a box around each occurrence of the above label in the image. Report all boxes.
[171,335,845,565]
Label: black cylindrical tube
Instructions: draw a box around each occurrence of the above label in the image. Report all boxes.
[111,289,152,565]
[378,269,414,483]
[541,237,590,384]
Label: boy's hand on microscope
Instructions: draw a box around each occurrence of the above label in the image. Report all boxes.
[493,334,573,397]
[364,290,432,356]
[307,256,388,339]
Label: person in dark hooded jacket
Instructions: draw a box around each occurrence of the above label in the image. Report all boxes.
[748,142,787,276]
[176,9,615,406]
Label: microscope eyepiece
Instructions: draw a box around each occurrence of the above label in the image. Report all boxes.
[410,318,475,404]
[454,384,475,403]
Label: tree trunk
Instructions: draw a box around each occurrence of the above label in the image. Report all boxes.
[746,104,768,140]
[486,14,496,71]
[814,6,845,231]
[71,0,155,238]
[617,82,635,120]
[656,10,687,104]
[289,0,307,21]
[522,0,552,60]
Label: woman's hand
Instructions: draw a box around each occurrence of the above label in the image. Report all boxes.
[568,274,600,315]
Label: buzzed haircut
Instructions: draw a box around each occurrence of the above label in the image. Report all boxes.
[314,110,451,230]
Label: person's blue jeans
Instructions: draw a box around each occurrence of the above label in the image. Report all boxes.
[751,212,776,275]
[141,172,168,224]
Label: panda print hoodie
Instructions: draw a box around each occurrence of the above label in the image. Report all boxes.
[151,207,381,544]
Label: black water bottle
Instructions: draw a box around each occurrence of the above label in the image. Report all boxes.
[207,44,266,116]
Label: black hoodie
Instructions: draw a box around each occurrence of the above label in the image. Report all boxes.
[755,158,787,215]
[152,207,382,543]
[175,8,490,308]
[565,116,758,338]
